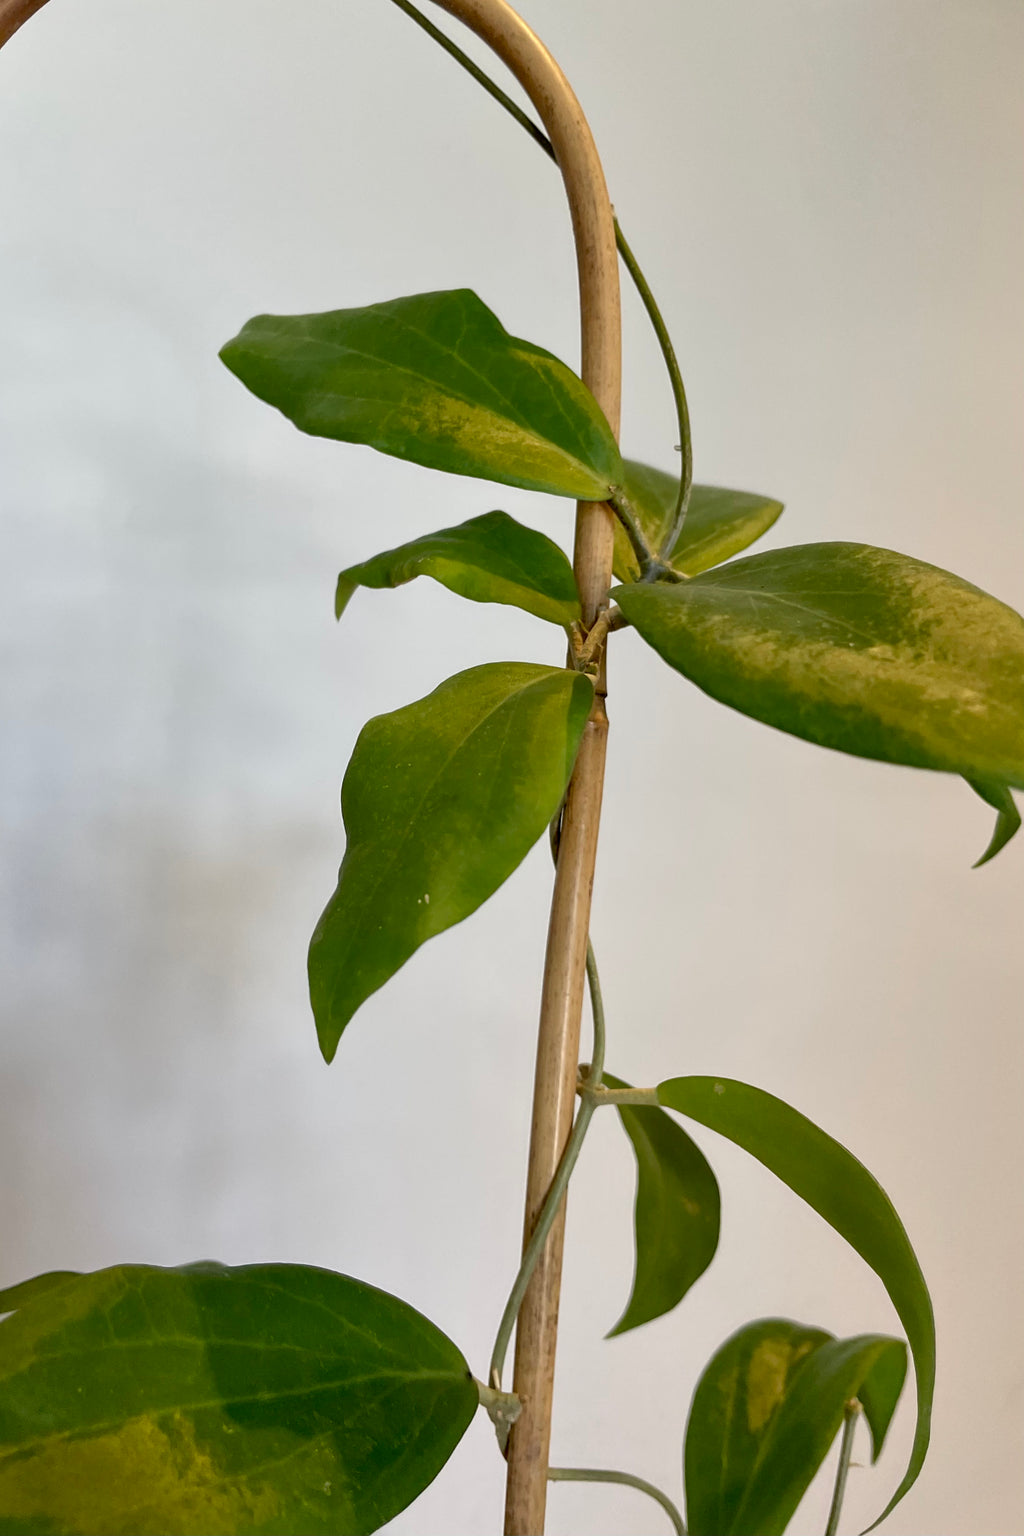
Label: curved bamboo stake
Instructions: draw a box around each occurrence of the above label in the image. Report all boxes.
[427,6,621,1532]
[0,0,48,48]
[0,3,621,1530]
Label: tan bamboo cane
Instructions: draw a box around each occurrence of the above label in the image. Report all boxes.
[427,6,621,1531]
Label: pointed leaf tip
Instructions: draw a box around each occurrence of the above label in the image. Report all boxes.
[967,777,1021,867]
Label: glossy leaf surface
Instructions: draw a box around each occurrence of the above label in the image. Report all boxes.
[658,1075,934,1528]
[615,542,1024,859]
[684,1317,907,1536]
[309,662,593,1061]
[221,289,622,499]
[0,1262,476,1536]
[612,459,783,582]
[335,511,579,626]
[602,1072,720,1337]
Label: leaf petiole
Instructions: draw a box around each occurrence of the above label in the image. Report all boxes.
[548,1466,686,1535]
[824,1400,862,1536]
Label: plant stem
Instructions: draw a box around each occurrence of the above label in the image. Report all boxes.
[387,0,692,539]
[548,1467,686,1535]
[824,1401,861,1536]
[612,221,693,551]
[582,1083,659,1106]
[429,6,621,1532]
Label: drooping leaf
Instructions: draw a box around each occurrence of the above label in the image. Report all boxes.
[601,1072,719,1337]
[0,1261,477,1536]
[309,662,593,1061]
[220,289,622,500]
[657,1075,934,1529]
[683,1317,907,1536]
[335,511,580,627]
[612,460,783,582]
[614,542,1024,859]
[966,776,1021,866]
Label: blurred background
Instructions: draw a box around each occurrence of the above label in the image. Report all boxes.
[1,1,1022,1531]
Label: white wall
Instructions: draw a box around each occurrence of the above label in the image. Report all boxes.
[1,2,1022,1532]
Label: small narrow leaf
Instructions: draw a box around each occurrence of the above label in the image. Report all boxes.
[612,459,783,582]
[657,1075,934,1529]
[221,289,623,499]
[858,1342,909,1463]
[967,777,1021,867]
[0,1262,477,1536]
[335,511,580,626]
[602,1072,720,1337]
[684,1318,907,1536]
[309,662,593,1061]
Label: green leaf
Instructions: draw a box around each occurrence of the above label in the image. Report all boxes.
[612,460,783,582]
[614,542,1024,858]
[220,289,622,500]
[601,1072,720,1337]
[657,1076,934,1529]
[858,1341,909,1464]
[967,777,1021,866]
[683,1317,907,1536]
[0,1261,477,1536]
[335,511,580,627]
[0,1272,81,1313]
[309,662,593,1061]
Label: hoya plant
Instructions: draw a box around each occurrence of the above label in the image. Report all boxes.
[1,1,1021,1534]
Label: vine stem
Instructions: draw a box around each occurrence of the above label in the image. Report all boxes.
[548,1467,686,1536]
[824,1401,862,1536]
[488,940,605,1397]
[426,5,620,1531]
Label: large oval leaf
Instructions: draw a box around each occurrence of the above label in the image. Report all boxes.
[602,1072,720,1337]
[612,460,783,582]
[309,662,593,1061]
[614,542,1024,859]
[0,1262,477,1536]
[220,289,623,500]
[335,510,580,627]
[657,1076,934,1529]
[684,1317,907,1536]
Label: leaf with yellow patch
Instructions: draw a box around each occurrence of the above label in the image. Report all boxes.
[612,460,783,582]
[615,542,1024,861]
[0,1262,477,1536]
[684,1317,907,1536]
[221,290,622,500]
